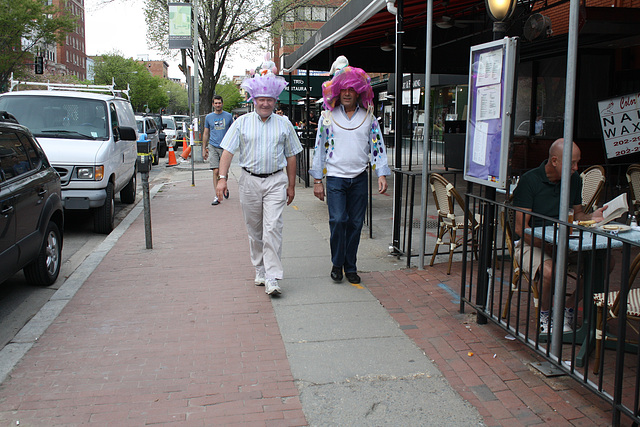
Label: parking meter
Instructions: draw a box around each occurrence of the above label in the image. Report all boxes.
[137,133,152,173]
[136,133,153,248]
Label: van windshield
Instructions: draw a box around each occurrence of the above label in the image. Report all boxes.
[162,117,175,130]
[0,95,109,140]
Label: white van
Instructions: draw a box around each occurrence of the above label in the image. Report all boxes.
[0,81,138,234]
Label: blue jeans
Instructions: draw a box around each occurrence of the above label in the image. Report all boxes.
[326,172,368,273]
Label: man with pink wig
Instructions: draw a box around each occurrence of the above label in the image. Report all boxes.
[216,57,302,296]
[310,56,391,284]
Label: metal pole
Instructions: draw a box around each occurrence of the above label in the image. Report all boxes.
[142,171,152,249]
[551,0,580,357]
[391,0,404,254]
[419,0,433,270]
[193,0,199,127]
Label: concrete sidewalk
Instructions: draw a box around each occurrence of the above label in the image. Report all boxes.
[0,164,613,425]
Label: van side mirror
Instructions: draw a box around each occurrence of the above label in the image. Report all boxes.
[118,126,137,141]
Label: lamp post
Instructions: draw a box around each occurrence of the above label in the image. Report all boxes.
[474,0,517,325]
[485,0,516,39]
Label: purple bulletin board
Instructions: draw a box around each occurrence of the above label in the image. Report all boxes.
[463,38,518,190]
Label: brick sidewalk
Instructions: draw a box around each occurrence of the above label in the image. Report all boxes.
[365,261,613,426]
[0,180,306,426]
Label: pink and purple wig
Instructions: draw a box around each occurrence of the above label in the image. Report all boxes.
[321,66,374,111]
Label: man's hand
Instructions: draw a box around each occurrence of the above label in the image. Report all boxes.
[313,183,324,201]
[203,147,209,160]
[287,185,295,205]
[378,176,388,194]
[216,179,227,202]
[591,205,607,222]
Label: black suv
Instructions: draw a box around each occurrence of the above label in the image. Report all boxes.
[144,113,168,158]
[0,111,64,285]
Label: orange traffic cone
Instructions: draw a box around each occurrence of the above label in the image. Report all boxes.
[182,137,188,151]
[180,145,191,160]
[167,144,178,167]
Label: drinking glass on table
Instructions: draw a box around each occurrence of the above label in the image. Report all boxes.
[568,208,574,233]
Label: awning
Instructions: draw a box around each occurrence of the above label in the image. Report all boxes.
[278,91,303,105]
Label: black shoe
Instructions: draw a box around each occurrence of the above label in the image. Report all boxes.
[211,199,220,205]
[345,272,361,284]
[224,189,229,199]
[330,266,343,282]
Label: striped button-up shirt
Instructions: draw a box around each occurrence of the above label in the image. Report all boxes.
[220,112,302,175]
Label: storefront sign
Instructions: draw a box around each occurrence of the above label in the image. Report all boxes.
[598,93,640,159]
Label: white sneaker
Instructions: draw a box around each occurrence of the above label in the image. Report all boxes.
[563,308,574,333]
[540,311,551,334]
[254,272,265,286]
[265,279,281,296]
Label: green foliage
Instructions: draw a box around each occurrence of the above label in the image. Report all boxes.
[0,0,76,90]
[143,0,306,114]
[92,54,191,114]
[215,77,243,112]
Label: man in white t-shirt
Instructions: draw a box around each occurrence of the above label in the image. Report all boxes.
[309,56,391,284]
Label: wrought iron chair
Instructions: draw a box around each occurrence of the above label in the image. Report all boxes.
[626,164,640,219]
[499,207,539,319]
[428,173,480,274]
[580,165,606,214]
[593,252,640,374]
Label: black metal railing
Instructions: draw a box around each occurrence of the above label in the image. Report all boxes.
[460,194,640,425]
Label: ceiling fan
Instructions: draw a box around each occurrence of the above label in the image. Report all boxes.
[435,15,484,29]
[380,32,418,51]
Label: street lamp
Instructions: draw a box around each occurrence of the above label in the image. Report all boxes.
[485,0,516,38]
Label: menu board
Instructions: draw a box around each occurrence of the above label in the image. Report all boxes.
[598,92,640,159]
[463,38,518,190]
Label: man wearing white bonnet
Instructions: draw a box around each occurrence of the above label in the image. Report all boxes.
[216,56,303,296]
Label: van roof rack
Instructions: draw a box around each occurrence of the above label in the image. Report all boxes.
[9,73,130,99]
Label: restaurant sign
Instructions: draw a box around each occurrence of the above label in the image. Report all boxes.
[598,92,640,159]
[281,76,326,98]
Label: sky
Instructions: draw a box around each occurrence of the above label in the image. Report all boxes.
[84,0,261,81]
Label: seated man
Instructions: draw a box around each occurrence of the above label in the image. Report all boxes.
[513,138,605,334]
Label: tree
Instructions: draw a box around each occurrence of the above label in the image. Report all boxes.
[164,79,189,114]
[143,0,312,115]
[0,0,76,90]
[215,77,243,112]
[93,53,172,113]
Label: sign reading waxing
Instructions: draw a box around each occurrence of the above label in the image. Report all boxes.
[598,92,640,159]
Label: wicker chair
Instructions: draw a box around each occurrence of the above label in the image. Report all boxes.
[626,164,640,219]
[580,165,606,214]
[592,252,640,374]
[499,208,539,319]
[428,173,480,274]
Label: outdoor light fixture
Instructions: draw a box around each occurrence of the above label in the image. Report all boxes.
[485,0,516,22]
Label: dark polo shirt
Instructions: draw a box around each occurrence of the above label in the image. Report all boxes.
[512,160,582,228]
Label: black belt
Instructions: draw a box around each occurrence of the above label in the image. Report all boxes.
[242,167,281,178]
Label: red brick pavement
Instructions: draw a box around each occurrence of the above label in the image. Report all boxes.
[364,261,615,426]
[0,180,306,426]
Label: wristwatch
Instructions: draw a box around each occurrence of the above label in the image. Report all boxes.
[219,175,227,180]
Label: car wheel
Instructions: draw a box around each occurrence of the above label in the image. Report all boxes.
[120,170,137,204]
[24,221,62,286]
[94,182,115,234]
[159,143,167,158]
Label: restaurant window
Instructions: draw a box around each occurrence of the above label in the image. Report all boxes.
[514,62,533,137]
[534,57,566,139]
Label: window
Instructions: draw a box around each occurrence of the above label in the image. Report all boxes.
[285,10,294,21]
[283,30,294,45]
[0,132,31,180]
[297,7,311,21]
[312,7,325,21]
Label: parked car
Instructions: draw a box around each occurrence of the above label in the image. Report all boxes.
[144,113,167,158]
[172,115,190,142]
[0,111,64,286]
[135,115,159,166]
[0,81,138,234]
[161,115,178,148]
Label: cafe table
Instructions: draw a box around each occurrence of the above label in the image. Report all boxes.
[528,224,640,367]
